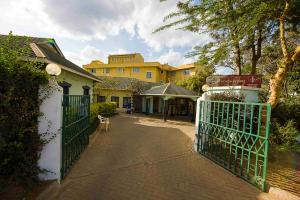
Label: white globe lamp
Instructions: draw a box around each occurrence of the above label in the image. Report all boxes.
[46,63,61,76]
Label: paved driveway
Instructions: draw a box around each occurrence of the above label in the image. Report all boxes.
[39,114,262,200]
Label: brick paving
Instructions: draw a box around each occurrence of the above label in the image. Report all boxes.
[39,114,263,200]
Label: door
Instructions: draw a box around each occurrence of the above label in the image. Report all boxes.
[146,98,150,114]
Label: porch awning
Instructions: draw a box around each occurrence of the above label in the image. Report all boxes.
[141,83,199,100]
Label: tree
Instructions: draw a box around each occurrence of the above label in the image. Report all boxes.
[176,64,213,94]
[267,0,300,108]
[157,0,300,108]
[156,0,266,75]
[0,33,48,189]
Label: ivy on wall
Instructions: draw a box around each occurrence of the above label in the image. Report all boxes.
[0,33,49,188]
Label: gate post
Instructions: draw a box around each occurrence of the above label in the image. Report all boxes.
[194,92,209,152]
[38,79,63,181]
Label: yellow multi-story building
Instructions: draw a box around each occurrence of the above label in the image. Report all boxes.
[83,53,197,111]
[83,53,195,83]
[167,64,196,82]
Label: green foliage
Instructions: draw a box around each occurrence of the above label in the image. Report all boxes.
[270,119,299,151]
[157,0,299,75]
[273,96,300,129]
[90,103,101,123]
[98,102,117,118]
[175,64,213,94]
[209,91,245,102]
[0,33,49,187]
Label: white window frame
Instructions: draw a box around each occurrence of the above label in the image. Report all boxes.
[117,68,124,73]
[132,67,140,73]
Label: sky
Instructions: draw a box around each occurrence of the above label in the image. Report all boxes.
[0,0,213,68]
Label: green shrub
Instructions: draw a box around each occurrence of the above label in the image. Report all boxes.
[272,96,300,130]
[209,91,245,102]
[0,33,49,188]
[90,103,101,123]
[270,119,299,151]
[98,102,117,118]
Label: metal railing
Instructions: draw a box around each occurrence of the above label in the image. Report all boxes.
[196,100,271,191]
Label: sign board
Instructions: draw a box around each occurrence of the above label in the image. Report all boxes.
[206,75,262,88]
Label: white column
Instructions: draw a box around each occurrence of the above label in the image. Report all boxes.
[194,92,209,151]
[38,79,63,181]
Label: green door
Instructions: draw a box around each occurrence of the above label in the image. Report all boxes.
[146,98,150,114]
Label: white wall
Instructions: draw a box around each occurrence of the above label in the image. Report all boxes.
[38,79,62,181]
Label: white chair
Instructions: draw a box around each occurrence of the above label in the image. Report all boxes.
[98,115,110,132]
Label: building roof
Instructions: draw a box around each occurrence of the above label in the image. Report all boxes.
[83,62,161,68]
[36,43,99,81]
[95,76,159,93]
[0,34,99,82]
[142,83,199,98]
[173,63,195,70]
[108,53,142,57]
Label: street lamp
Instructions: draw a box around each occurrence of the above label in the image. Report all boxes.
[46,63,61,76]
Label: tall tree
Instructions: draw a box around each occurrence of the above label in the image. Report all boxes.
[267,0,300,108]
[155,0,246,75]
[157,0,300,108]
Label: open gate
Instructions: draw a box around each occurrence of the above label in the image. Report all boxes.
[196,100,271,191]
[61,95,90,179]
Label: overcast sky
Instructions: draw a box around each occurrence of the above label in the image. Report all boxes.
[0,0,212,67]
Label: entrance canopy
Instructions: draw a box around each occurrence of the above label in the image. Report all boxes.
[141,83,199,121]
[141,83,199,101]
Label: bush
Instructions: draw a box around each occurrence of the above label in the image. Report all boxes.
[0,33,49,188]
[209,91,245,102]
[98,102,117,118]
[270,119,299,151]
[272,96,300,130]
[90,103,101,123]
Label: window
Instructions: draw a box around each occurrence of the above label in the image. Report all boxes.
[91,68,96,73]
[102,68,110,74]
[146,72,152,79]
[169,71,176,76]
[123,97,131,108]
[82,86,90,96]
[97,96,106,103]
[117,68,124,73]
[183,69,191,75]
[132,67,140,73]
[111,96,119,108]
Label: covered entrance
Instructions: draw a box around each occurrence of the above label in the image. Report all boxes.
[141,83,199,121]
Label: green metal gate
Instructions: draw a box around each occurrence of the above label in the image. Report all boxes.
[61,95,90,179]
[196,100,271,191]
